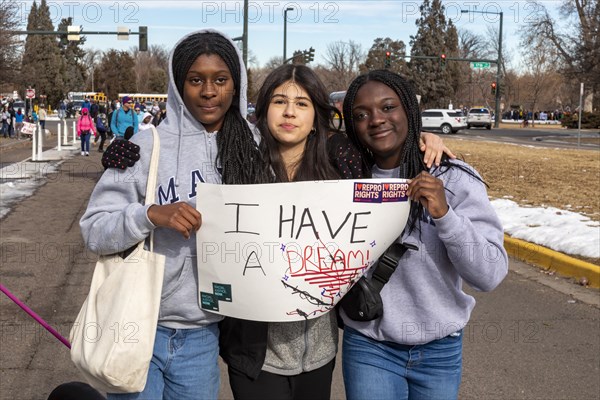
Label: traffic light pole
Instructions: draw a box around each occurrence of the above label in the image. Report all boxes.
[5,28,148,50]
[494,12,503,128]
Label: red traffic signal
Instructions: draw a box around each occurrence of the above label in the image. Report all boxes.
[440,54,446,67]
[385,51,391,69]
[386,51,391,57]
[491,82,497,95]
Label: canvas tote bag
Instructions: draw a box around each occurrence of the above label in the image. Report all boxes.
[70,126,165,393]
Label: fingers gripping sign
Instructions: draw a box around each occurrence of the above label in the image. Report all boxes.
[407,172,449,219]
[147,202,202,239]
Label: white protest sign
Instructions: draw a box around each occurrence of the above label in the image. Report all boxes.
[196,179,411,322]
[20,122,37,136]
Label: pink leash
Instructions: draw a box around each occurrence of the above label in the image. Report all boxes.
[0,283,71,349]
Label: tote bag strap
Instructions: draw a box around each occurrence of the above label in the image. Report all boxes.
[134,126,160,253]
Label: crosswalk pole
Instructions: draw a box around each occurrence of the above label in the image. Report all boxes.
[63,120,67,145]
[37,123,43,160]
[32,124,37,162]
[57,123,62,151]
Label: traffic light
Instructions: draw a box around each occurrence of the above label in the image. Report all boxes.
[440,54,446,68]
[139,26,148,51]
[491,82,497,95]
[384,51,391,69]
[303,47,315,63]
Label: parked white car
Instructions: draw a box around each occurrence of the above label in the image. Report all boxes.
[467,107,492,129]
[421,109,467,134]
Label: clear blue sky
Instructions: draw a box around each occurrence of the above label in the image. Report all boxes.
[17,0,562,67]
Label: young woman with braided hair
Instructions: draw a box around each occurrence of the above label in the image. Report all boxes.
[80,29,272,399]
[339,69,508,400]
[221,65,455,400]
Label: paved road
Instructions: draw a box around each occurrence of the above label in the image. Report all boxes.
[451,127,599,150]
[1,139,599,400]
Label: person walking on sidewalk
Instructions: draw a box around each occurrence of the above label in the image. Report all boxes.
[38,105,47,132]
[94,113,108,152]
[2,106,9,137]
[110,96,138,140]
[77,108,96,156]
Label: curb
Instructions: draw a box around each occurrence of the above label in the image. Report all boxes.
[504,235,600,288]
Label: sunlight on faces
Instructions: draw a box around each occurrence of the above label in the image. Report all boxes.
[267,80,316,157]
[183,54,235,133]
[352,81,409,169]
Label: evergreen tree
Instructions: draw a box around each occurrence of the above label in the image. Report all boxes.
[408,0,455,109]
[20,0,64,107]
[0,0,22,86]
[360,37,407,74]
[445,21,462,107]
[57,17,87,94]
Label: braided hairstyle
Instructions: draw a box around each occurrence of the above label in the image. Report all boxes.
[343,70,485,233]
[172,32,272,184]
[254,64,340,182]
[343,70,427,232]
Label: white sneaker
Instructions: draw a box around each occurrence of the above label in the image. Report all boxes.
[85,152,89,156]
[81,151,85,155]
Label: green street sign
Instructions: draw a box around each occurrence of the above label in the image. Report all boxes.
[471,62,491,69]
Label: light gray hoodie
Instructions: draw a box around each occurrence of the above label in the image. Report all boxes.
[80,29,252,329]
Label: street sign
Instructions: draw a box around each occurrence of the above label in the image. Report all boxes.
[471,62,491,69]
[26,88,35,99]
[67,25,81,41]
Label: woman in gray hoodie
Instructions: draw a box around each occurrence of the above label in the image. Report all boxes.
[80,29,271,400]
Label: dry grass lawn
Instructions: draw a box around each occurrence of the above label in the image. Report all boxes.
[443,138,600,221]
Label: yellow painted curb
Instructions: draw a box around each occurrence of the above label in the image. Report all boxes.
[504,235,600,288]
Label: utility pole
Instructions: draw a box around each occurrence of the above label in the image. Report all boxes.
[242,0,248,67]
[495,12,503,128]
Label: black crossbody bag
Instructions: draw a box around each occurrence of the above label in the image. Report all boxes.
[339,241,417,322]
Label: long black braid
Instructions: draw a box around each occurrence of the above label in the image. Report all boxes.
[172,32,272,184]
[343,70,426,232]
[343,70,484,233]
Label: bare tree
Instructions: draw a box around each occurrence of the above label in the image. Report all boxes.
[84,48,102,92]
[520,37,560,125]
[323,40,364,90]
[458,30,486,59]
[521,0,599,110]
[130,44,169,93]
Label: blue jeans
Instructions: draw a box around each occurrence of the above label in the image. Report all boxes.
[342,327,463,400]
[108,324,220,400]
[80,132,91,152]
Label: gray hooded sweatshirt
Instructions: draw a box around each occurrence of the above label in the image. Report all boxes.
[80,29,252,329]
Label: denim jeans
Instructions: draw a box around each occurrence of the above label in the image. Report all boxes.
[108,324,220,400]
[342,327,463,400]
[80,132,91,153]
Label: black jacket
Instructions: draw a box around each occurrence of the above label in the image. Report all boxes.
[219,318,268,380]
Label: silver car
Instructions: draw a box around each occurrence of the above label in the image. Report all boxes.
[467,107,492,130]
